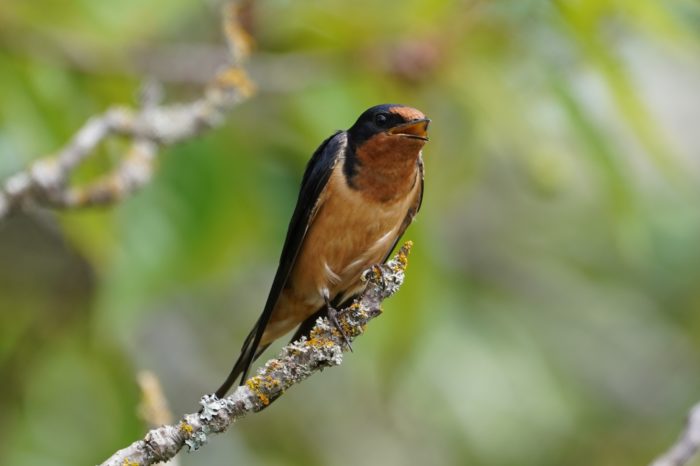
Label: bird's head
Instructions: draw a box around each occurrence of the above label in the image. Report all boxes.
[348,104,430,153]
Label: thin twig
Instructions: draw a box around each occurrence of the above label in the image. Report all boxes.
[137,371,180,466]
[0,1,254,219]
[138,371,175,428]
[99,242,413,466]
[651,402,700,466]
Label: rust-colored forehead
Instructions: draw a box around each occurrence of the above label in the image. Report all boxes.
[389,106,426,121]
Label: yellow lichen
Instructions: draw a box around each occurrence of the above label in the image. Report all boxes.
[308,325,327,340]
[212,68,256,97]
[246,375,275,406]
[264,375,281,388]
[306,336,323,348]
[179,421,194,436]
[340,319,355,338]
[392,241,413,272]
[307,333,342,349]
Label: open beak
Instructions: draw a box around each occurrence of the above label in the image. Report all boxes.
[388,118,430,141]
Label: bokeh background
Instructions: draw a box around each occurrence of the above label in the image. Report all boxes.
[2,1,700,465]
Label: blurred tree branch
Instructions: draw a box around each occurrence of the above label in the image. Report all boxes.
[99,242,413,466]
[0,1,254,219]
[651,402,700,466]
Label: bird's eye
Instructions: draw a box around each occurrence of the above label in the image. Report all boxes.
[374,113,388,126]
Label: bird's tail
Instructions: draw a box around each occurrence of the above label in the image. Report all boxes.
[214,296,355,399]
[214,326,269,399]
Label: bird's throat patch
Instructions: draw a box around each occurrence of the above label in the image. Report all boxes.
[350,132,423,202]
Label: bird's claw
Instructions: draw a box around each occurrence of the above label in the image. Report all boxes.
[327,305,353,352]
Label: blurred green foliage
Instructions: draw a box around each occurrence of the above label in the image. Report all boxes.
[2,1,700,465]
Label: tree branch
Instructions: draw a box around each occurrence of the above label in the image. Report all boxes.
[0,1,254,219]
[99,242,413,466]
[651,402,700,466]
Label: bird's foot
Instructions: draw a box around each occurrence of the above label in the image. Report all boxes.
[326,304,353,352]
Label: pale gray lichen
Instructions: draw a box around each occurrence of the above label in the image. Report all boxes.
[184,425,210,452]
[198,394,222,421]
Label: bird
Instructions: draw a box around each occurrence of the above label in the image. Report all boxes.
[214,104,429,399]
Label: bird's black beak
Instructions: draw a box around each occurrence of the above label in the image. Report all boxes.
[388,118,430,141]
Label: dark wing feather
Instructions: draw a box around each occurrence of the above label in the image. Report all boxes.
[214,131,345,398]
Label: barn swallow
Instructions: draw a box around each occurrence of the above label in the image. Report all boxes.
[214,104,429,399]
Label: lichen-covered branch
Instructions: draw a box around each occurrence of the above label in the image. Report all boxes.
[651,402,700,466]
[0,1,254,219]
[99,242,413,466]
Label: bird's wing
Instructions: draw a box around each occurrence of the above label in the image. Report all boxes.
[214,131,345,397]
